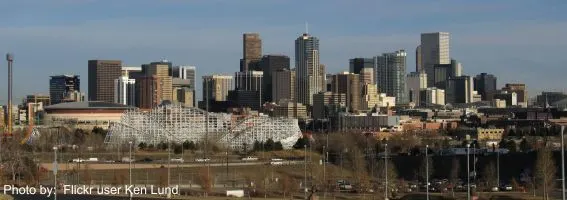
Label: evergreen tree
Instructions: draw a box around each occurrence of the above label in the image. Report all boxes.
[253,140,262,152]
[173,144,183,154]
[138,142,147,150]
[293,137,310,149]
[182,140,191,150]
[274,141,284,150]
[520,138,530,152]
[265,139,275,151]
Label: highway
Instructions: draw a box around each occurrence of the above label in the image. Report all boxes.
[40,160,304,171]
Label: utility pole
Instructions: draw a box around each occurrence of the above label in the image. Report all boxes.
[426,145,429,200]
[53,146,58,200]
[385,143,388,200]
[467,143,471,200]
[129,141,133,200]
[562,126,565,200]
[304,143,307,199]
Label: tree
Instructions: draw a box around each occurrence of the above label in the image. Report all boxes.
[507,140,517,152]
[419,156,434,182]
[197,167,213,197]
[188,141,196,150]
[520,138,530,152]
[449,157,460,197]
[264,139,275,151]
[482,161,498,187]
[82,164,92,185]
[498,139,508,149]
[138,142,147,150]
[158,142,168,150]
[253,140,262,152]
[375,158,398,197]
[280,175,295,199]
[293,137,310,149]
[182,140,190,150]
[274,141,284,151]
[173,144,183,154]
[535,148,556,200]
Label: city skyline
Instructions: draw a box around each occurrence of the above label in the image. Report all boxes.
[0,0,566,103]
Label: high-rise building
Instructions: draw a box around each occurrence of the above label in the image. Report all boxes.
[272,69,295,103]
[313,92,347,119]
[260,55,290,102]
[446,76,474,104]
[407,72,428,106]
[493,91,518,107]
[173,87,194,107]
[416,45,422,72]
[325,74,333,92]
[172,66,196,89]
[420,87,445,106]
[349,58,374,75]
[360,68,374,85]
[331,72,360,113]
[88,60,122,102]
[135,76,161,109]
[25,95,50,106]
[474,73,497,101]
[536,92,567,107]
[202,75,233,102]
[142,60,173,102]
[235,71,263,91]
[361,84,380,111]
[114,75,136,106]
[240,33,262,72]
[49,75,80,105]
[421,32,450,87]
[502,83,527,107]
[433,59,461,89]
[295,33,322,105]
[374,50,408,104]
[319,64,327,92]
[121,66,142,77]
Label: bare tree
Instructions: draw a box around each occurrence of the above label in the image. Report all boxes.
[280,175,295,199]
[375,158,398,196]
[419,156,434,183]
[482,161,497,188]
[449,157,460,197]
[197,167,213,197]
[351,148,370,192]
[82,164,92,185]
[535,147,556,200]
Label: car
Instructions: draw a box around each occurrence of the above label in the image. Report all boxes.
[500,185,513,191]
[241,156,259,161]
[491,186,499,192]
[195,158,210,162]
[137,157,153,162]
[170,158,184,163]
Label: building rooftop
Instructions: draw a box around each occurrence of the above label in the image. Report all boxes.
[45,101,133,110]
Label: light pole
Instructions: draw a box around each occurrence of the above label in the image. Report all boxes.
[426,145,429,200]
[497,147,500,187]
[53,146,58,200]
[467,143,470,200]
[385,143,388,200]
[473,143,476,182]
[561,126,565,200]
[129,141,133,200]
[323,145,326,200]
[304,143,307,199]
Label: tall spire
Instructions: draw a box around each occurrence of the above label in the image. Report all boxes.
[305,21,309,34]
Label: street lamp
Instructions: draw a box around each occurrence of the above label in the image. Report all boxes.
[53,146,58,200]
[129,141,133,200]
[562,126,565,200]
[385,143,388,200]
[426,145,429,200]
[467,143,471,200]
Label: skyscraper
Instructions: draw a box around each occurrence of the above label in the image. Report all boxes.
[433,59,462,89]
[235,71,263,91]
[416,45,422,72]
[136,76,161,109]
[349,58,374,75]
[502,83,527,107]
[272,69,295,103]
[142,60,173,102]
[88,60,122,102]
[374,50,408,104]
[260,55,290,102]
[331,72,360,113]
[360,68,374,85]
[406,72,427,106]
[421,32,450,87]
[172,66,196,89]
[240,33,262,72]
[49,75,80,105]
[295,33,322,105]
[474,73,497,101]
[114,74,136,106]
[446,76,474,104]
[202,75,233,102]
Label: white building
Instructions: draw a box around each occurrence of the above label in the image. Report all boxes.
[407,72,427,106]
[114,75,136,106]
[421,32,450,87]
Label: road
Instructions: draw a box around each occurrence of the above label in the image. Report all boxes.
[40,160,303,171]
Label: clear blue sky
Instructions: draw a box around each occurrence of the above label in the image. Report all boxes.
[0,0,566,104]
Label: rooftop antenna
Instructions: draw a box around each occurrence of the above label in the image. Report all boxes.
[305,21,309,34]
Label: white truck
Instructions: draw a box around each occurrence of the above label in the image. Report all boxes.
[194,158,210,162]
[84,158,98,162]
